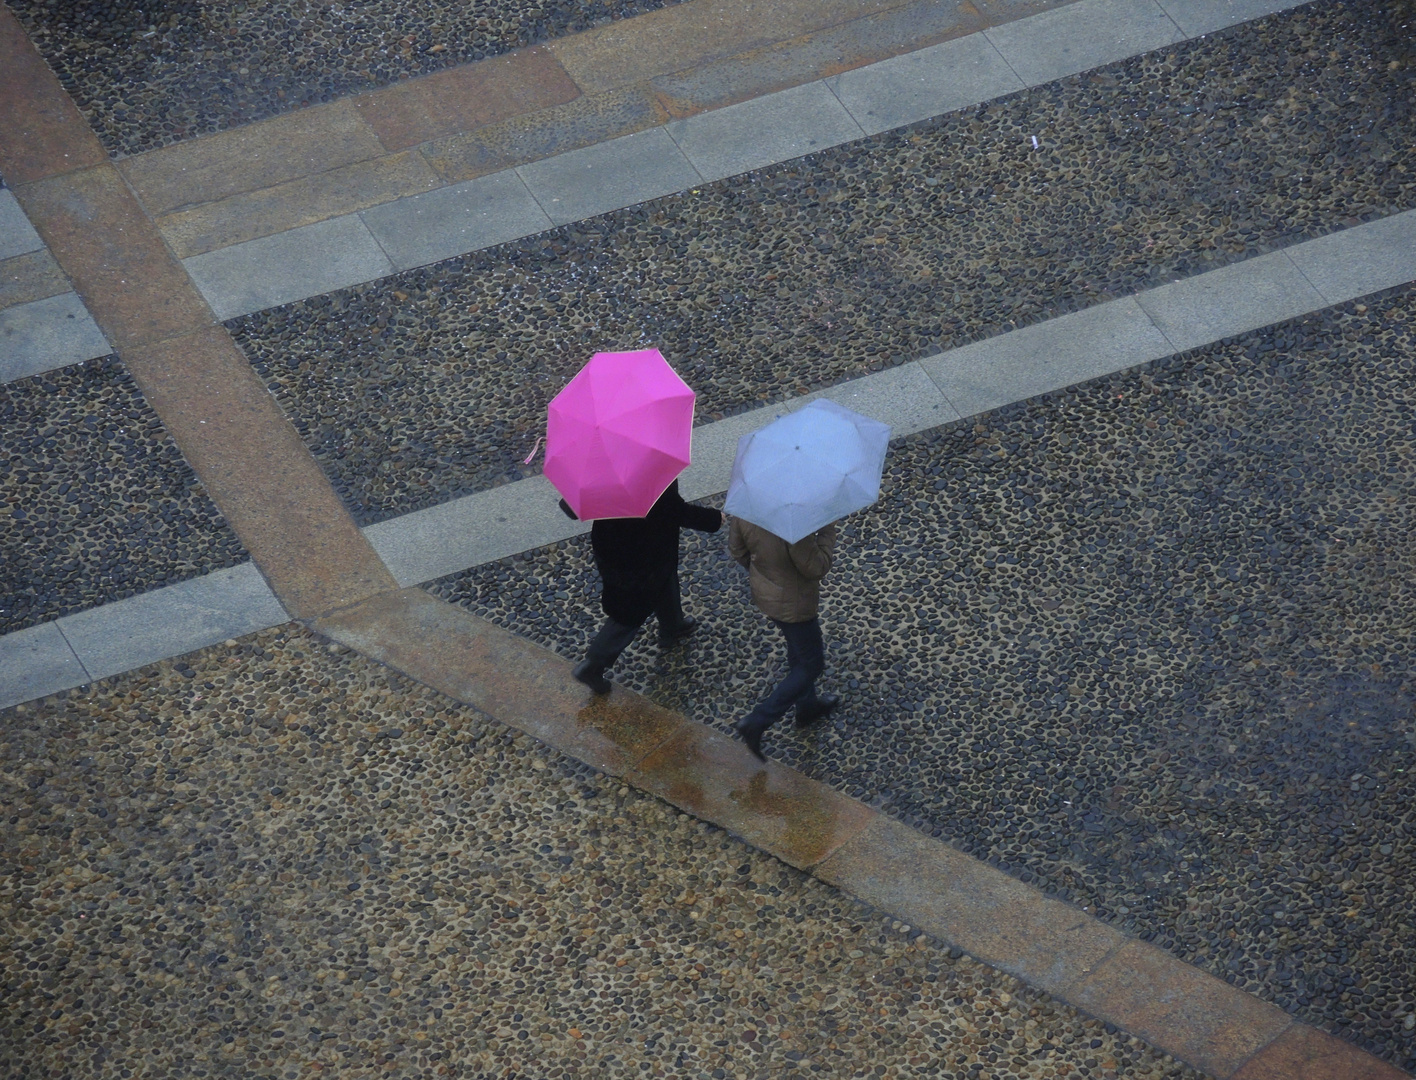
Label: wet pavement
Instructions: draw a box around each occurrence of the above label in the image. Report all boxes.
[0,356,247,635]
[5,0,1416,1074]
[229,0,1415,526]
[6,0,685,156]
[433,286,1416,1070]
[0,627,1204,1080]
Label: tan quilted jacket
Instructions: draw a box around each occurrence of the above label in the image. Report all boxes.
[728,517,836,623]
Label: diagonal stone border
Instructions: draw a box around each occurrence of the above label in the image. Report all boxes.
[308,586,1412,1080]
[5,208,1415,708]
[0,5,399,623]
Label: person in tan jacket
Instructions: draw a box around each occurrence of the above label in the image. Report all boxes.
[728,516,841,761]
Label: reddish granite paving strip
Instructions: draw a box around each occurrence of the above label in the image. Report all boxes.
[545,0,918,93]
[814,816,1130,996]
[1232,1024,1414,1080]
[1067,940,1294,1079]
[351,45,582,152]
[14,165,214,353]
[124,327,397,618]
[156,151,443,261]
[101,0,1081,255]
[311,586,1412,1080]
[629,722,878,869]
[417,82,673,185]
[0,8,105,185]
[308,587,685,775]
[647,0,994,117]
[117,99,388,218]
[0,15,395,619]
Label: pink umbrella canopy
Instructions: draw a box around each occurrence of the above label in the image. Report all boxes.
[544,348,695,519]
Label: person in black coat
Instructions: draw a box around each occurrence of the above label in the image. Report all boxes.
[559,479,723,694]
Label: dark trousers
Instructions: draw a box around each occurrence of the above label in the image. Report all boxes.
[748,616,826,727]
[585,576,686,670]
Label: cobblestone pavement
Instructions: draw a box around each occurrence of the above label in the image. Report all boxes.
[5,0,1416,1075]
[230,0,1415,526]
[6,0,683,156]
[433,287,1416,1070]
[0,627,1204,1080]
[0,356,247,635]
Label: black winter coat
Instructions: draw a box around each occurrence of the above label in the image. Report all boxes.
[560,481,722,624]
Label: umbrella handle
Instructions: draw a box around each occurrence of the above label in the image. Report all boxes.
[523,436,543,465]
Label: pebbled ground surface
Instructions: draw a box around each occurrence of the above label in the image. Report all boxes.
[231,0,1416,527]
[0,626,1204,1080]
[0,356,248,635]
[432,288,1416,1070]
[6,0,685,157]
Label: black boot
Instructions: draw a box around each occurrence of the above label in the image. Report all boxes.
[794,692,841,729]
[657,615,698,649]
[734,713,772,762]
[573,659,612,695]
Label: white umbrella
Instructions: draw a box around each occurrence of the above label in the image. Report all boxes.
[724,399,891,543]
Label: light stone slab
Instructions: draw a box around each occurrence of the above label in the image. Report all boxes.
[0,621,91,711]
[361,170,553,271]
[0,189,45,261]
[984,0,1183,87]
[920,297,1175,417]
[1135,250,1327,353]
[827,31,1025,136]
[665,80,865,184]
[820,360,961,437]
[517,127,702,226]
[1283,211,1416,307]
[1157,0,1311,38]
[58,563,289,683]
[364,475,587,588]
[0,291,111,383]
[184,213,393,320]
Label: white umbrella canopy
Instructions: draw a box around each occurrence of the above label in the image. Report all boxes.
[724,399,892,543]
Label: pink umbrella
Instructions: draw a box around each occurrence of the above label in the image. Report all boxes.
[544,348,695,520]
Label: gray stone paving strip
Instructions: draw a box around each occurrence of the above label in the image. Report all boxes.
[0,186,111,379]
[825,25,1025,136]
[360,169,553,273]
[183,213,394,322]
[364,475,588,589]
[0,290,110,382]
[0,620,91,711]
[1156,0,1308,38]
[0,187,44,261]
[1284,211,1416,307]
[169,0,1315,321]
[516,126,704,227]
[1134,249,1328,354]
[6,208,1416,707]
[920,295,1177,418]
[0,562,289,711]
[982,0,1183,88]
[663,79,865,184]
